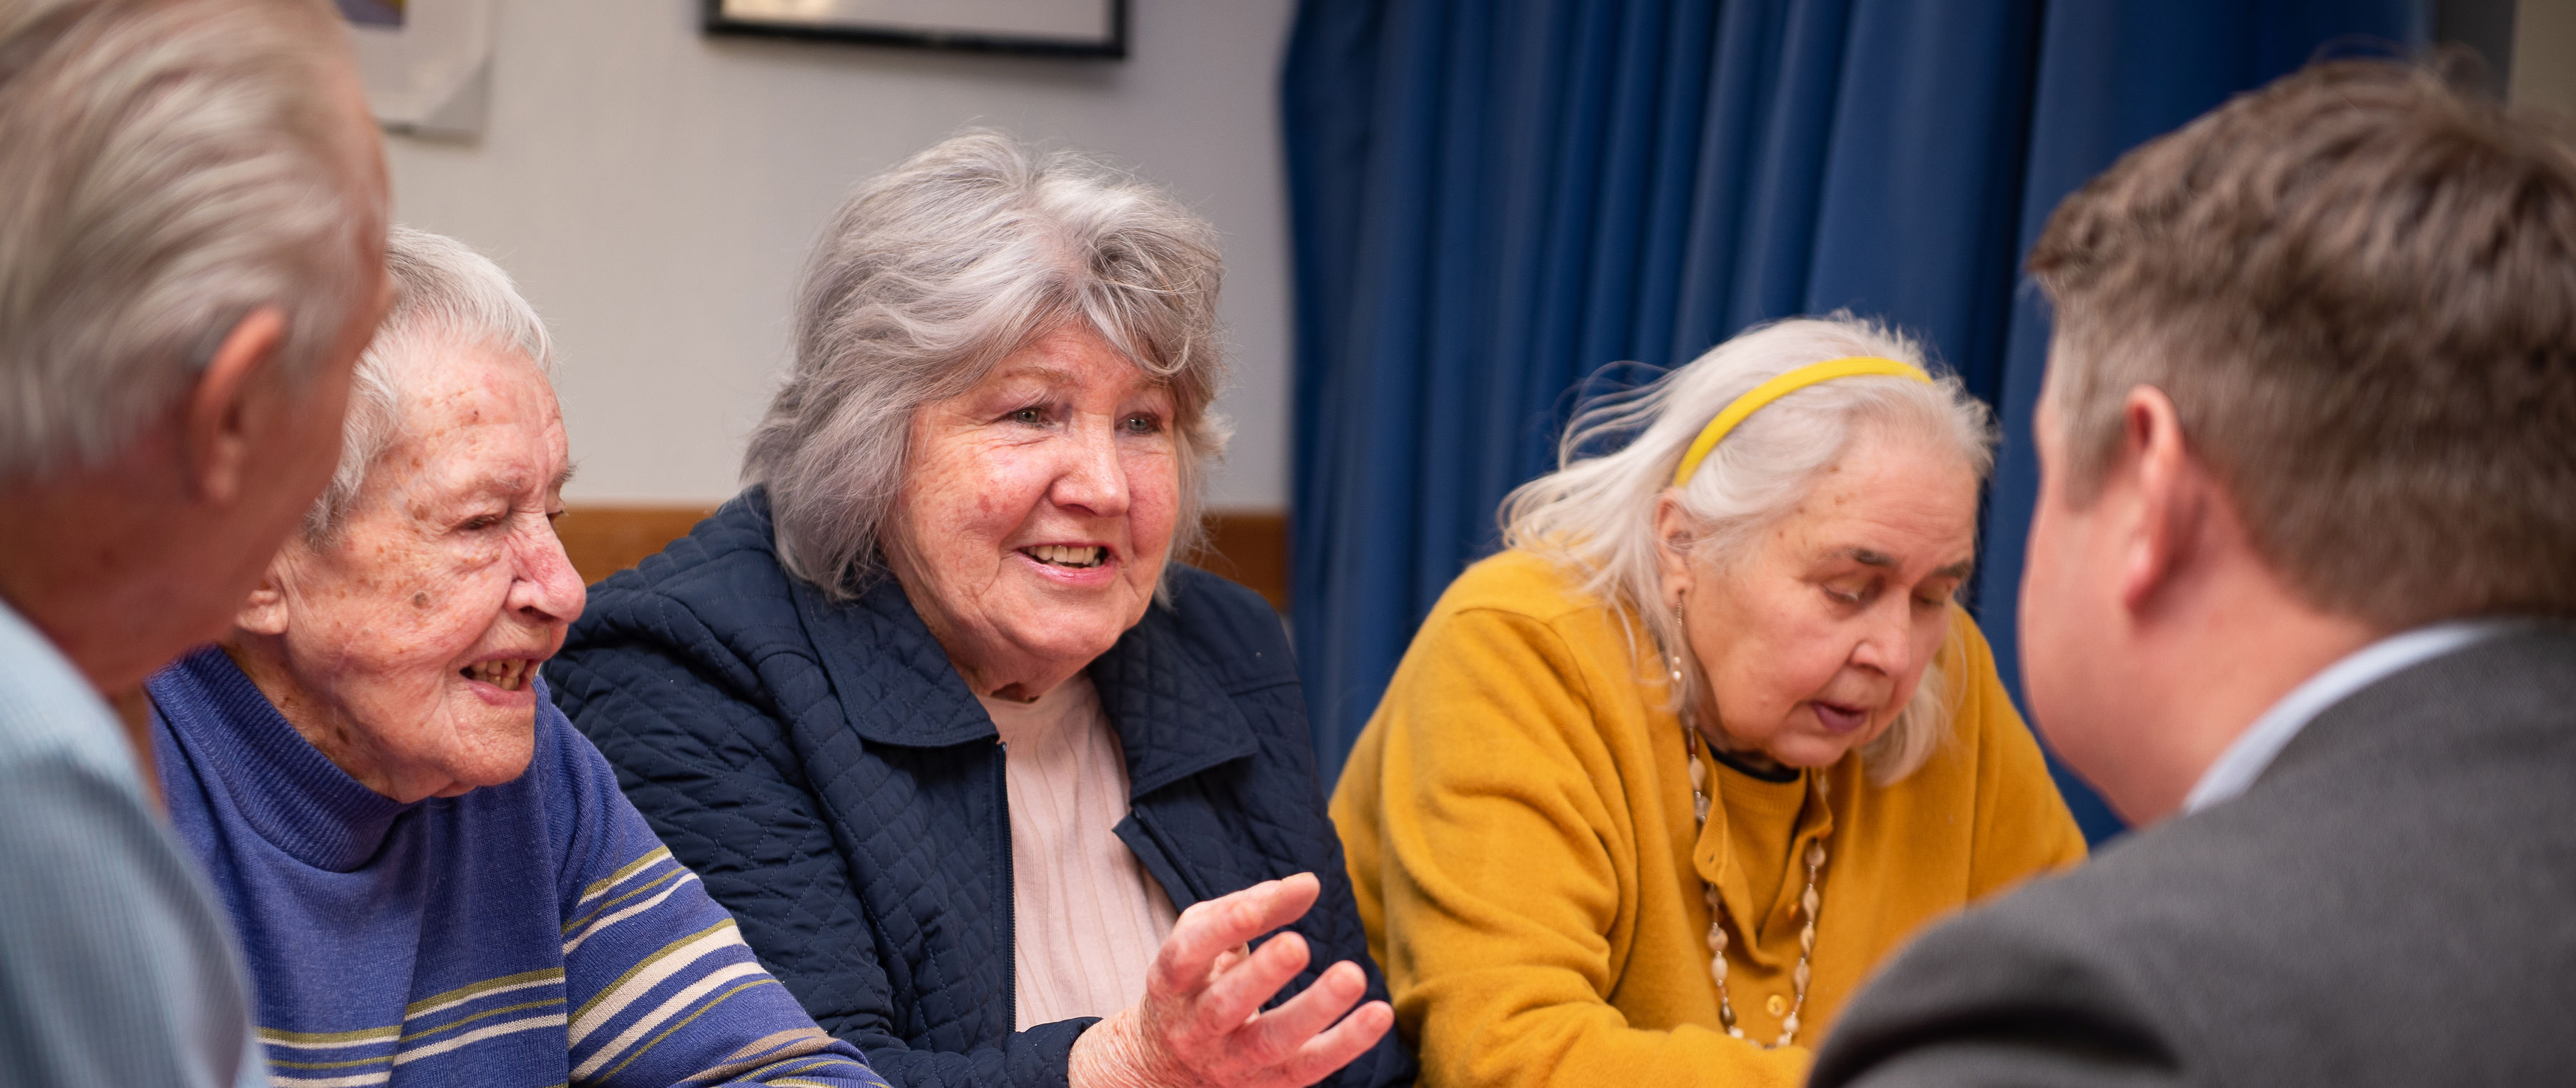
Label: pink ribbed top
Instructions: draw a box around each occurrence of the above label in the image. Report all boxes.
[980,675,1179,1030]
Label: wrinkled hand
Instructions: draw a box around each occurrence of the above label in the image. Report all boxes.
[1069,873,1393,1088]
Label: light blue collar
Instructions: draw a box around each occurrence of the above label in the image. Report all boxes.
[2182,619,2510,813]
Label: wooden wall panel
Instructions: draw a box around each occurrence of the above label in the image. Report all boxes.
[556,504,1290,612]
[554,505,717,587]
[1194,510,1289,610]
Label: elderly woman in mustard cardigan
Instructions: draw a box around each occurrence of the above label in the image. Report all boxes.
[1331,314,2087,1087]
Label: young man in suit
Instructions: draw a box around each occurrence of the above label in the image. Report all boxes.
[1812,60,2576,1087]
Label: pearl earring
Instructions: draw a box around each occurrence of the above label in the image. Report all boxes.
[1668,604,1687,685]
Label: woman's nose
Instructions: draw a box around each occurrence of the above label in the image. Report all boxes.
[1850,597,1915,677]
[1049,418,1132,517]
[511,521,587,625]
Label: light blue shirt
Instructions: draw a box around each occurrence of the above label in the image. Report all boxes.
[0,599,262,1087]
[2182,620,2511,813]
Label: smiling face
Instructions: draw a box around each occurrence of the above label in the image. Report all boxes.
[228,338,582,803]
[1657,432,1979,768]
[886,324,1181,701]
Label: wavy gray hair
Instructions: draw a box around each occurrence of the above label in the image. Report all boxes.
[1500,314,1997,785]
[0,0,382,476]
[745,130,1229,599]
[303,226,554,541]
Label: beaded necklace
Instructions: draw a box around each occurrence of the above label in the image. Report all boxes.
[1684,729,1827,1047]
[1669,624,1828,1049]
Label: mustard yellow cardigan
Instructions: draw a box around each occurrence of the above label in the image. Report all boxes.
[1331,551,2086,1088]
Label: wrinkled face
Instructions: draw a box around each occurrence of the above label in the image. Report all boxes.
[887,325,1180,698]
[243,339,581,802]
[1661,433,1977,768]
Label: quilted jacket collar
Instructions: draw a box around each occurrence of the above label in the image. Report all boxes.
[771,496,1262,798]
[1089,605,1264,798]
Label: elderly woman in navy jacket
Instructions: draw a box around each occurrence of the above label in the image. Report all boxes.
[546,132,1409,1088]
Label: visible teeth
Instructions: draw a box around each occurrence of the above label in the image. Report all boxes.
[464,660,530,691]
[1028,545,1106,568]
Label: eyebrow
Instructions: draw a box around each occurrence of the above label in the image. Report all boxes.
[986,363,1172,393]
[1833,548,1975,581]
[453,463,574,502]
[993,363,1078,386]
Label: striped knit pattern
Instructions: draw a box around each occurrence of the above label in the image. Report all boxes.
[259,968,567,1088]
[150,647,887,1088]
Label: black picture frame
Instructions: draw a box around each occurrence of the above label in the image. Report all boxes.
[703,0,1128,59]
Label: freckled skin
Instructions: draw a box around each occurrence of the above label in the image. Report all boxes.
[1657,436,1979,769]
[224,339,583,803]
[886,325,1179,701]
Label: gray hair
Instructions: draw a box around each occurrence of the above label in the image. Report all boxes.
[0,0,383,476]
[302,225,553,541]
[1500,315,1998,785]
[743,129,1229,599]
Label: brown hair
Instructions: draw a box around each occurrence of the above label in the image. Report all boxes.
[2031,59,2576,627]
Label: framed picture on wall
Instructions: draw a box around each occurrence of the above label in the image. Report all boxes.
[703,0,1127,59]
[335,0,498,137]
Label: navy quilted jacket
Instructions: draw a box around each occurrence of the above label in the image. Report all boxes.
[543,490,1414,1088]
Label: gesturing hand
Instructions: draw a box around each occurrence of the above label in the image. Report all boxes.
[1068,873,1394,1088]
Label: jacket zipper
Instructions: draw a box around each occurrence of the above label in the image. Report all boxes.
[995,740,1016,1034]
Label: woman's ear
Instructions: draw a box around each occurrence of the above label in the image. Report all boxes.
[232,556,296,636]
[1652,493,1697,609]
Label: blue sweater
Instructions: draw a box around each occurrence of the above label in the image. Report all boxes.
[546,489,1415,1088]
[148,647,891,1088]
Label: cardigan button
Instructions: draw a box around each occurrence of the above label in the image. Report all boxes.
[1765,994,1787,1017]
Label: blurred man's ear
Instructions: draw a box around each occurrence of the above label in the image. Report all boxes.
[181,306,291,507]
[2113,384,2208,614]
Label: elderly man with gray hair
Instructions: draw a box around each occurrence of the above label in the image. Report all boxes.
[142,226,894,1088]
[0,1,389,1084]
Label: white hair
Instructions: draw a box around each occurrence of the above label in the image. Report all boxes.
[0,0,382,476]
[1500,314,1998,784]
[302,225,554,541]
[743,129,1231,599]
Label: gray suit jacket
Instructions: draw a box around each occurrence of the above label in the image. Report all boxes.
[1810,624,2576,1087]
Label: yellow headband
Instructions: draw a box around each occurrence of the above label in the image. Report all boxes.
[1670,356,1933,487]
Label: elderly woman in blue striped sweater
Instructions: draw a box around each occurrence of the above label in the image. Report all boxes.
[143,227,885,1088]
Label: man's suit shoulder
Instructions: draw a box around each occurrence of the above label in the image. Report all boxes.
[1815,624,2576,1088]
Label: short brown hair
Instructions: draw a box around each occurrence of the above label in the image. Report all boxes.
[2031,59,2576,627]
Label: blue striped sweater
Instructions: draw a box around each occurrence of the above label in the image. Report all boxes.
[148,647,889,1088]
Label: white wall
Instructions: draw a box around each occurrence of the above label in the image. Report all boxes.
[384,0,1298,509]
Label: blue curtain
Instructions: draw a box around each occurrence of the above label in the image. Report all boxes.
[1282,0,2418,844]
